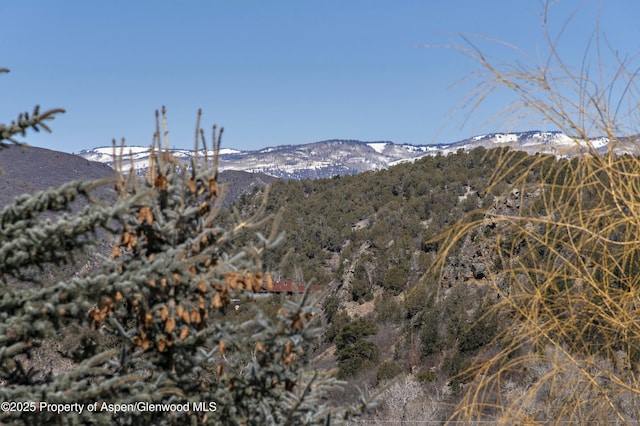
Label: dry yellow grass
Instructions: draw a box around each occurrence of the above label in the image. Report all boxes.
[431,3,640,424]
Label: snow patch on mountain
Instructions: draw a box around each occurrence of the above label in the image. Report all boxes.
[78,132,635,180]
[367,142,387,153]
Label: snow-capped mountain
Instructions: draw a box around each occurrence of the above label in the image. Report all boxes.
[445,130,616,155]
[78,131,639,180]
[79,139,442,179]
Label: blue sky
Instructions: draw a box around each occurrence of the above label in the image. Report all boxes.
[2,1,639,153]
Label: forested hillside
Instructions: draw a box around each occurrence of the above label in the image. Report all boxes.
[220,148,540,412]
[225,144,640,423]
[231,147,519,283]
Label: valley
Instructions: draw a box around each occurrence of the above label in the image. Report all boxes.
[4,136,640,423]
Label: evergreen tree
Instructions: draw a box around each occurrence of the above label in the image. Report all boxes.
[0,71,370,424]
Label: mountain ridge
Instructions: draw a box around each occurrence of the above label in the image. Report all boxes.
[0,144,277,210]
[78,130,640,180]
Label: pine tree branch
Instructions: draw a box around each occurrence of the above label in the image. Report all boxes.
[0,105,66,146]
[0,69,64,147]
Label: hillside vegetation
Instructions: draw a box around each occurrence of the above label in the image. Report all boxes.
[225,136,640,424]
[231,146,518,284]
[221,148,544,392]
[222,4,640,421]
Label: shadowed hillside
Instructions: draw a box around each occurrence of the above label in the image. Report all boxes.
[0,145,277,290]
[0,145,116,208]
[0,145,117,288]
[0,145,278,210]
[216,169,278,208]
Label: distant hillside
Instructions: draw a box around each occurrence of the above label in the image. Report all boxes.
[0,145,278,210]
[445,130,626,155]
[216,170,278,207]
[0,144,115,208]
[0,145,277,288]
[216,146,582,410]
[78,131,640,180]
[79,140,438,180]
[0,145,117,288]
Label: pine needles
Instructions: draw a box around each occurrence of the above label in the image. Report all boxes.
[0,101,372,424]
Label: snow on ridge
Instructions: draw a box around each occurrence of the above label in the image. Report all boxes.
[546,133,610,148]
[492,134,518,143]
[78,132,627,181]
[93,146,151,155]
[388,152,431,167]
[219,148,242,155]
[587,137,609,148]
[551,133,575,145]
[401,144,429,153]
[89,146,242,156]
[367,142,387,153]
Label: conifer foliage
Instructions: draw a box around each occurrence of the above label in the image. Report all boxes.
[0,69,65,147]
[0,71,366,424]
